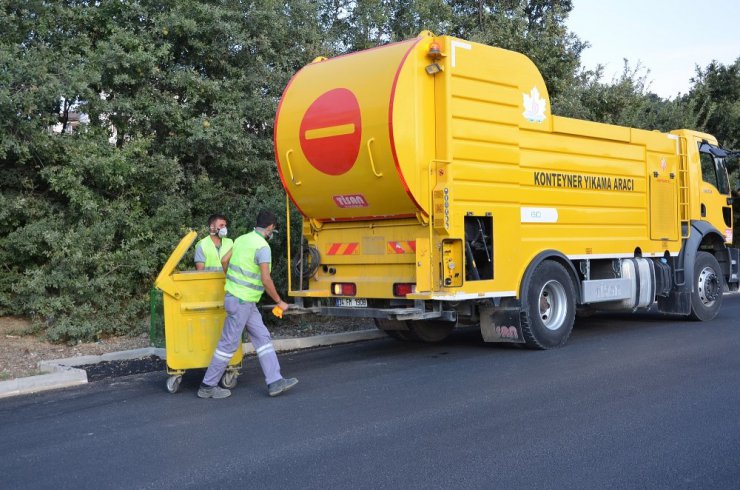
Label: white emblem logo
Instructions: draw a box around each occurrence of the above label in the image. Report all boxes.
[522,87,546,123]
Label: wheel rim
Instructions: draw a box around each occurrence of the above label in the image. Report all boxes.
[538,279,568,331]
[697,266,720,306]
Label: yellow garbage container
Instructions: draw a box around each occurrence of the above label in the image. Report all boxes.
[154,231,243,393]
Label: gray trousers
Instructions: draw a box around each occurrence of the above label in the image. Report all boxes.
[202,293,282,387]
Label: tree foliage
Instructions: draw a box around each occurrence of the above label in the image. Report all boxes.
[1,1,737,341]
[0,0,324,340]
[687,59,740,148]
[552,61,698,131]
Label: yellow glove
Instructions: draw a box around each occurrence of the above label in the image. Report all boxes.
[271,305,284,319]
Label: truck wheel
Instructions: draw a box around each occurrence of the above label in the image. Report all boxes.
[689,251,724,321]
[521,261,575,349]
[407,320,455,343]
[386,330,417,341]
[374,319,416,341]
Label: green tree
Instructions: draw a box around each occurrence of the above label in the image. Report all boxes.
[687,59,740,148]
[0,0,324,341]
[553,61,697,131]
[318,0,586,102]
[441,0,585,100]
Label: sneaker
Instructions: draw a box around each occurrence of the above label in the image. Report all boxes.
[268,377,298,397]
[197,384,231,399]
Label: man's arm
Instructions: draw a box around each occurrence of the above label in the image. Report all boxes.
[220,249,233,274]
[194,244,206,270]
[259,262,289,312]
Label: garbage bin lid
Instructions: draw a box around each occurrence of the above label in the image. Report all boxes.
[154,230,198,291]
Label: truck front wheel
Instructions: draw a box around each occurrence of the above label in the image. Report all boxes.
[521,261,575,349]
[688,251,724,321]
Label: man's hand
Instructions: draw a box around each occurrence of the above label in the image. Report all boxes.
[260,263,289,313]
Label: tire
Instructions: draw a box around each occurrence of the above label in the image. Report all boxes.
[166,375,182,394]
[385,329,418,341]
[374,318,417,341]
[521,260,576,349]
[688,251,724,321]
[220,370,238,389]
[407,319,455,343]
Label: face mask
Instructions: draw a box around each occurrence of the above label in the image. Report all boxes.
[267,229,278,241]
[218,227,228,238]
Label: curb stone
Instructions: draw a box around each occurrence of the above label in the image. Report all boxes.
[0,329,386,399]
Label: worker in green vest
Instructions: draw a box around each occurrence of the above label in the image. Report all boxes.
[198,209,297,399]
[194,214,233,271]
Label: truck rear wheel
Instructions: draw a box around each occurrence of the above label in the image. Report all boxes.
[374,319,416,341]
[689,251,724,321]
[521,260,575,349]
[407,319,455,343]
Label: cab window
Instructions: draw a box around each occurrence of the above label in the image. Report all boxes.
[699,144,730,194]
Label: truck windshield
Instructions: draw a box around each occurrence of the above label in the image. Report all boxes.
[699,142,731,195]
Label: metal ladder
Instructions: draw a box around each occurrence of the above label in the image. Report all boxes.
[675,136,691,286]
[677,137,691,239]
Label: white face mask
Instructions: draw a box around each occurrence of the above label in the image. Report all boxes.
[256,226,277,240]
[218,227,228,238]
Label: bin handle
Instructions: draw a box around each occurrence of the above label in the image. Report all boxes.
[181,301,224,312]
[286,149,302,186]
[367,138,383,177]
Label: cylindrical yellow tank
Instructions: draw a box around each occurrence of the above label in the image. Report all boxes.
[274,33,437,221]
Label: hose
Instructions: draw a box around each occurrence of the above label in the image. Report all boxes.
[293,244,320,280]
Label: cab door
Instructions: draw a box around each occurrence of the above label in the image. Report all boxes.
[649,153,679,241]
[697,140,734,243]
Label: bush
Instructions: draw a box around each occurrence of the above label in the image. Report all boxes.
[0,1,322,341]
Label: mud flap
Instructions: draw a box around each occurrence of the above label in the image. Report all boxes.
[657,290,691,315]
[479,298,525,343]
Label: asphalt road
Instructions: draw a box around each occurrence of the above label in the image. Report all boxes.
[2,294,740,489]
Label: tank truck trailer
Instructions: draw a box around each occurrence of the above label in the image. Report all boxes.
[273,32,739,348]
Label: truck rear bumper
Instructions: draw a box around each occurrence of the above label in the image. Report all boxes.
[275,303,457,322]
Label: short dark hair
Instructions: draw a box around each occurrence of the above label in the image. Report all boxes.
[207,214,228,226]
[256,209,277,228]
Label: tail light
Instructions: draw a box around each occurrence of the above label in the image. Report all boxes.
[332,283,356,296]
[393,283,416,297]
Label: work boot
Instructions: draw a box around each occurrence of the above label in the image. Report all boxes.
[268,377,298,397]
[197,383,231,399]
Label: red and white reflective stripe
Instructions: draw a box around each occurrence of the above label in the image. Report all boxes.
[387,241,416,254]
[326,243,359,255]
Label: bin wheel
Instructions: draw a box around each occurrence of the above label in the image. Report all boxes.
[220,371,238,389]
[166,375,182,394]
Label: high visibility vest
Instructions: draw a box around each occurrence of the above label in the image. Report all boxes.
[196,236,233,271]
[224,231,271,302]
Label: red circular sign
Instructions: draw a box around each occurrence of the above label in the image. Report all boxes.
[299,88,362,176]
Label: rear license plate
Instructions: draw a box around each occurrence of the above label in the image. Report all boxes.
[335,298,368,308]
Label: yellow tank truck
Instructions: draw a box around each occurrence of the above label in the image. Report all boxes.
[273,32,738,348]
